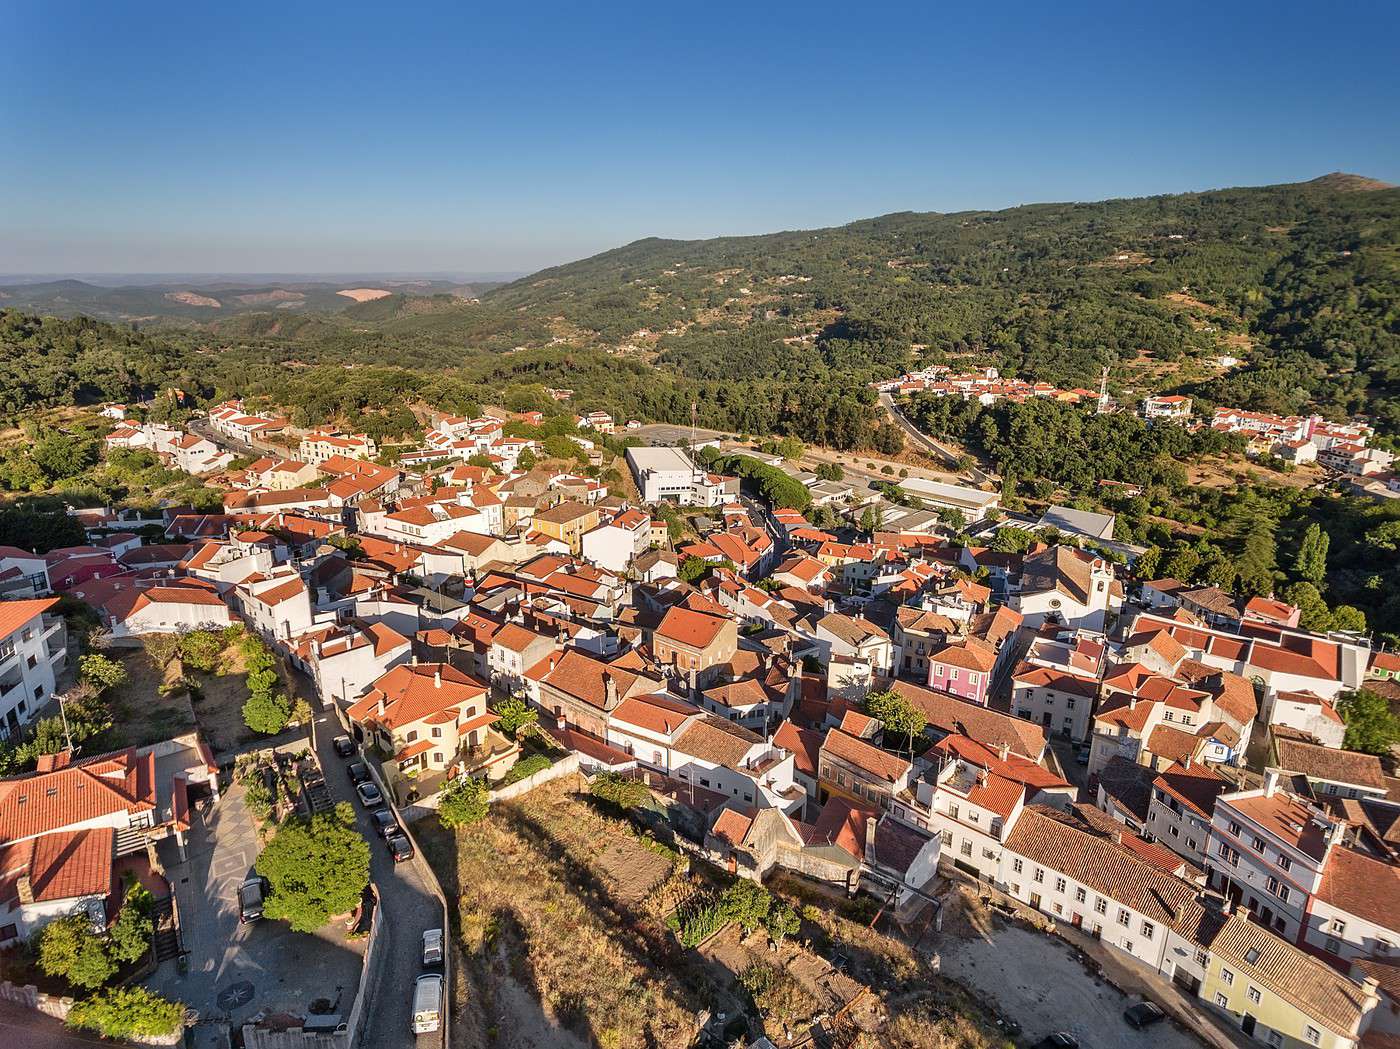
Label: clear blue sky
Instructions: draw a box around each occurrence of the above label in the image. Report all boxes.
[4,0,1397,276]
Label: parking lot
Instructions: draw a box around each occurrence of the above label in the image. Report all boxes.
[939,922,1202,1049]
[148,768,367,1049]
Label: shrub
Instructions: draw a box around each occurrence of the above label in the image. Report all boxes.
[77,653,127,693]
[501,754,551,785]
[493,696,538,737]
[764,901,801,943]
[438,777,490,828]
[106,899,153,966]
[589,772,649,809]
[67,986,183,1039]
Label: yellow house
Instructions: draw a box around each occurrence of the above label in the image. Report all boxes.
[531,499,600,554]
[1197,913,1380,1049]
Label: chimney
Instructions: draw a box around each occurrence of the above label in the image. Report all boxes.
[1263,770,1280,797]
[1182,753,1191,770]
[997,742,1009,762]
[865,816,878,857]
[603,671,617,707]
[434,668,442,688]
[1128,694,1137,710]
[16,873,33,905]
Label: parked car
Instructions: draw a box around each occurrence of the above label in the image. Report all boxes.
[422,928,444,968]
[369,808,398,839]
[1123,1001,1165,1029]
[237,877,267,923]
[355,781,383,807]
[347,760,370,785]
[386,832,415,862]
[1034,1035,1080,1049]
[333,735,356,758]
[1074,744,1091,765]
[412,973,443,1034]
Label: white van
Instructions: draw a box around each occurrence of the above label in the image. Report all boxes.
[412,973,443,1034]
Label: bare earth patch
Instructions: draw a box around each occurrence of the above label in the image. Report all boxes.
[335,288,392,302]
[164,291,221,308]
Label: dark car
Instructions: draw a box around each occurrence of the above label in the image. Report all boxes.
[237,877,267,923]
[355,781,384,807]
[1034,1035,1080,1049]
[333,735,356,758]
[386,832,415,863]
[347,760,370,785]
[369,808,398,839]
[1123,1001,1165,1029]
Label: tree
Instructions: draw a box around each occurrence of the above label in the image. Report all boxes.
[720,879,772,933]
[493,696,538,737]
[516,448,537,471]
[1336,690,1400,755]
[1283,581,1332,632]
[815,461,844,482]
[1364,520,1400,551]
[1329,605,1367,633]
[179,629,225,672]
[256,804,370,931]
[106,898,154,966]
[66,987,184,1040]
[438,777,491,828]
[242,690,292,735]
[1294,523,1330,585]
[78,653,127,693]
[36,915,117,991]
[678,555,713,583]
[862,688,927,756]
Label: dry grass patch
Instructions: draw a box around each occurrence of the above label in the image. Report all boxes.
[420,783,702,1049]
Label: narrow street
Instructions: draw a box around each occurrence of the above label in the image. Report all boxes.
[310,712,448,1049]
[877,391,995,485]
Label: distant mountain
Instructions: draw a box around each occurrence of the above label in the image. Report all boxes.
[0,277,507,323]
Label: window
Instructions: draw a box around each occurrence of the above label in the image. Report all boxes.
[1141,921,1154,939]
[948,802,959,819]
[941,831,953,847]
[1117,909,1130,927]
[1266,1032,1283,1048]
[1214,993,1228,1008]
[1012,858,1024,874]
[982,847,997,859]
[1075,887,1086,903]
[961,840,973,857]
[1325,937,1340,954]
[1331,919,1347,936]
[1228,820,1241,835]
[431,727,442,738]
[405,730,418,742]
[1247,986,1261,1005]
[1277,855,1291,872]
[1305,1026,1321,1045]
[1195,949,1208,966]
[1122,939,1133,953]
[1095,898,1107,915]
[1277,886,1290,903]
[1221,967,1234,985]
[950,668,960,681]
[1054,877,1066,893]
[1217,840,1232,858]
[1033,867,1045,884]
[1266,876,1279,894]
[1252,836,1266,852]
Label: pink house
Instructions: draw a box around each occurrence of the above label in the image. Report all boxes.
[926,637,998,706]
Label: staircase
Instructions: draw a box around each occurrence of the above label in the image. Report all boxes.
[114,825,147,857]
[152,895,181,963]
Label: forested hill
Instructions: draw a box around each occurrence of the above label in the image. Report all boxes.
[485,174,1400,432]
[0,175,1396,448]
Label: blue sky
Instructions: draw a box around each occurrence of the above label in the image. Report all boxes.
[3,0,1397,276]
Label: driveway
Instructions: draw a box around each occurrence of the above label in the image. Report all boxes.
[311,712,447,1049]
[147,774,366,1049]
[940,924,1201,1049]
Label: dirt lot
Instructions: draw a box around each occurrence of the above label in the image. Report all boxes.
[106,646,198,749]
[937,890,1200,1049]
[420,783,1018,1049]
[108,638,257,755]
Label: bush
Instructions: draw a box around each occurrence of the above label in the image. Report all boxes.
[493,696,538,737]
[106,898,153,966]
[67,987,183,1039]
[589,772,649,809]
[438,777,491,828]
[501,754,551,785]
[77,653,127,693]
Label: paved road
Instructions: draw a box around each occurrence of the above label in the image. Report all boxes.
[877,392,995,485]
[311,713,447,1049]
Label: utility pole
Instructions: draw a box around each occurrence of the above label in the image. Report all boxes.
[1096,365,1111,415]
[54,691,76,754]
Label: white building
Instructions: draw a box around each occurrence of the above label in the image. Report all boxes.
[299,430,378,465]
[0,598,66,739]
[580,509,652,574]
[625,446,733,506]
[1011,546,1117,632]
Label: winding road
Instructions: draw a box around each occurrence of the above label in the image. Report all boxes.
[877,391,996,485]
